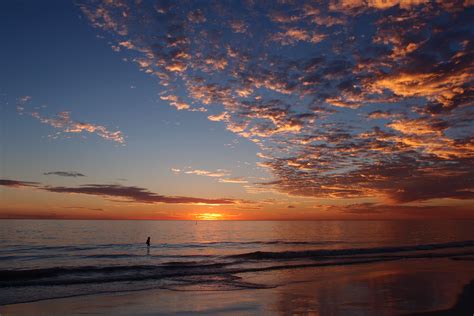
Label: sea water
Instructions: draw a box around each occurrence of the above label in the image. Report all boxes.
[1,220,473,305]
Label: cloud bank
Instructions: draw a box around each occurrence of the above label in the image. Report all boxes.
[79,0,474,204]
[1,179,237,205]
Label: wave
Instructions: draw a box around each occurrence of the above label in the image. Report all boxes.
[156,240,348,251]
[229,240,474,260]
[0,243,139,254]
[0,240,345,255]
[1,240,473,289]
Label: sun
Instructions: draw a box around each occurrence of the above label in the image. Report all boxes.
[195,213,224,220]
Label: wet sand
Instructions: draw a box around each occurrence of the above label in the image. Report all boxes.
[409,279,474,316]
[1,258,473,315]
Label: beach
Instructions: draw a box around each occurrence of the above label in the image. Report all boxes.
[1,220,474,315]
[1,258,473,315]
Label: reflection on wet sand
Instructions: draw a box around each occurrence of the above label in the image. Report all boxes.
[267,259,473,315]
[409,280,474,315]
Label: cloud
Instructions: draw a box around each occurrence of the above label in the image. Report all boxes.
[173,168,248,184]
[1,178,238,205]
[187,9,206,24]
[160,94,190,110]
[29,111,125,144]
[179,168,229,178]
[78,0,474,206]
[185,170,228,177]
[271,28,326,45]
[218,177,248,184]
[64,206,104,211]
[208,112,230,122]
[44,184,237,205]
[0,179,39,188]
[43,171,86,177]
[229,20,248,33]
[322,202,474,219]
[16,95,32,113]
[367,110,399,120]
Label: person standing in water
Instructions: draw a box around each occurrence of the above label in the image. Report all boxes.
[146,236,151,247]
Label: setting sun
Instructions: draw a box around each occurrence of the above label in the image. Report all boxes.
[195,213,224,220]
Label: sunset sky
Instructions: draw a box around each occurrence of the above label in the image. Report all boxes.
[1,0,473,220]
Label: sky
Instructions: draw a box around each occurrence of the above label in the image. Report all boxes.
[0,0,473,220]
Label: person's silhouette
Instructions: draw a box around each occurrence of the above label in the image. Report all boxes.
[146,236,151,247]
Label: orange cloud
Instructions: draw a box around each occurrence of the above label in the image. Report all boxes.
[183,169,229,178]
[160,94,190,110]
[29,110,125,144]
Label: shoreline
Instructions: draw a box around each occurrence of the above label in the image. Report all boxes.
[1,258,473,315]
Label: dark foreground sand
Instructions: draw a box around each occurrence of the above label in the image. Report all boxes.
[409,280,474,316]
[1,258,473,315]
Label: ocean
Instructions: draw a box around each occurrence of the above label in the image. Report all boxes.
[1,220,473,306]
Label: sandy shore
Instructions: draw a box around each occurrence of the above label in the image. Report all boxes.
[408,279,474,316]
[1,258,473,315]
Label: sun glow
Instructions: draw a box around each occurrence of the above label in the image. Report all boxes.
[195,213,223,220]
